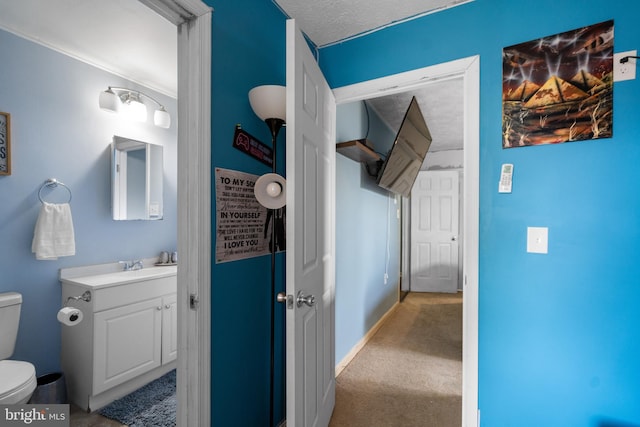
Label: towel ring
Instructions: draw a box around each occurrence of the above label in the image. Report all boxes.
[38,178,72,204]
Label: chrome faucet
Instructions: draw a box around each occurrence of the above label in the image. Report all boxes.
[119,259,144,271]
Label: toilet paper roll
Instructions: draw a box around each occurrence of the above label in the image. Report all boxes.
[57,306,83,326]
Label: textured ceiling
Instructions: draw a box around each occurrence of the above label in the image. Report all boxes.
[276,0,468,153]
[274,0,471,47]
[366,78,464,152]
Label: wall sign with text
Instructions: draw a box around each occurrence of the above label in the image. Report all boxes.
[215,168,270,263]
[232,125,273,168]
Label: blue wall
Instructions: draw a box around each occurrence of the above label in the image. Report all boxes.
[335,101,399,364]
[0,29,177,375]
[321,1,640,426]
[209,1,288,425]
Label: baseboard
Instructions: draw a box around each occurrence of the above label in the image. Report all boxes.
[335,302,399,377]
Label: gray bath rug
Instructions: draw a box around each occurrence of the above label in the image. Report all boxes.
[99,370,176,427]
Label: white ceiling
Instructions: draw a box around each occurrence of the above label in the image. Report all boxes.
[277,0,469,153]
[0,0,177,97]
[365,77,464,152]
[0,0,465,151]
[274,0,471,48]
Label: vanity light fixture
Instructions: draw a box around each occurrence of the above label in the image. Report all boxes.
[99,86,171,128]
[120,91,147,123]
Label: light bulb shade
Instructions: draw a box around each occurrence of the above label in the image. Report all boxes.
[249,85,286,122]
[154,108,171,128]
[266,182,281,197]
[254,173,286,209]
[99,88,120,113]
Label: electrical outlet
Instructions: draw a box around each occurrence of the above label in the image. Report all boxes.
[384,273,389,284]
[149,202,160,217]
[614,50,637,82]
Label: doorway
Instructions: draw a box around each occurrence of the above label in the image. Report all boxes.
[333,55,479,426]
[142,1,212,426]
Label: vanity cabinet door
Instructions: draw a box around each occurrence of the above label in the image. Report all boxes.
[93,297,163,395]
[161,294,178,364]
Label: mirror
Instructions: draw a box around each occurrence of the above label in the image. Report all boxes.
[111,136,163,220]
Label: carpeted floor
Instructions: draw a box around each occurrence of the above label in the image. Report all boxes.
[329,292,462,427]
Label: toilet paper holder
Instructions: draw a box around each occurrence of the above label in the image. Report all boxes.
[64,290,91,306]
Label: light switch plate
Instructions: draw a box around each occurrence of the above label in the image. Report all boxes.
[527,227,548,254]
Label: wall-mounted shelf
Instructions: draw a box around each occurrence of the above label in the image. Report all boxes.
[336,139,381,163]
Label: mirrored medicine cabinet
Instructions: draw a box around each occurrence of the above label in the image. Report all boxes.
[111,136,163,220]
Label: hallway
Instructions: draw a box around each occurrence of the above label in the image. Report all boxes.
[329,292,462,426]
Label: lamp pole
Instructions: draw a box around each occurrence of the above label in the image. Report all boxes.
[265,117,284,427]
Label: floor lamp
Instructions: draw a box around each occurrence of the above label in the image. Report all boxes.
[249,85,286,427]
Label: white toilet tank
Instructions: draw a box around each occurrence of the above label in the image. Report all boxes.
[0,292,22,360]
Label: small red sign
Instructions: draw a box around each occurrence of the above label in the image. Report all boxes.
[232,126,273,168]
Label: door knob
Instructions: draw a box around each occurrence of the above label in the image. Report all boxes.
[296,290,316,308]
[451,236,458,241]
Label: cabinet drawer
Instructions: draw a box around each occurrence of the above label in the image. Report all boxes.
[93,276,176,311]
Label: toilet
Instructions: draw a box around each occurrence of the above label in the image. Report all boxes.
[0,292,37,404]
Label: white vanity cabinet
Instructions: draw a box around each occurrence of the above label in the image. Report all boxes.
[161,293,178,363]
[60,265,177,411]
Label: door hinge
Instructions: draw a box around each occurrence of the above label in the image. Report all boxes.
[190,293,199,310]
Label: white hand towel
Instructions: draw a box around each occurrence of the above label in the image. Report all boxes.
[32,202,76,260]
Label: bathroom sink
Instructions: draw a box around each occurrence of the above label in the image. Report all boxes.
[61,265,177,288]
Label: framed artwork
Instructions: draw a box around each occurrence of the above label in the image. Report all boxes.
[502,20,614,148]
[0,112,10,175]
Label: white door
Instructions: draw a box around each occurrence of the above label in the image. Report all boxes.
[410,170,459,293]
[285,19,336,427]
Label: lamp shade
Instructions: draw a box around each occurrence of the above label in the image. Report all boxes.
[254,173,286,209]
[248,85,286,121]
[99,88,120,113]
[154,107,171,128]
